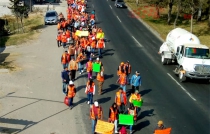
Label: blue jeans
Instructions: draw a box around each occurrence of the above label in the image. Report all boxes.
[91,48,95,54]
[120,85,126,92]
[98,48,103,57]
[130,125,133,131]
[62,42,66,48]
[63,83,67,93]
[87,93,93,104]
[126,74,130,84]
[62,64,68,69]
[92,118,97,133]
[70,55,75,60]
[68,97,73,107]
[78,62,83,72]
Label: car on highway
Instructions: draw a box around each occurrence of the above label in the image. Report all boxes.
[44,10,58,25]
[114,0,126,8]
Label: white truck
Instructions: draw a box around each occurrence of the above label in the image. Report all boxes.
[159,28,210,82]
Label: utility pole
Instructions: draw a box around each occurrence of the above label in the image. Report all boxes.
[30,0,32,12]
[190,0,194,33]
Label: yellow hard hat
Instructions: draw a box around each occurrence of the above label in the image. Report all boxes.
[121,62,124,65]
[157,120,163,125]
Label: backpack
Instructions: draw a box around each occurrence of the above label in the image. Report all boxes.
[86,45,91,52]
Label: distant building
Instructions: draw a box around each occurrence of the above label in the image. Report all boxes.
[0,0,12,17]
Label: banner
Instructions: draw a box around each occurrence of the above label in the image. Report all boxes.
[75,30,81,36]
[96,32,105,39]
[132,99,143,107]
[93,63,101,72]
[155,128,172,134]
[75,30,89,37]
[119,114,134,125]
[95,120,114,134]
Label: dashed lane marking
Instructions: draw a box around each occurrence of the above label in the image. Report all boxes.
[116,16,121,23]
[109,5,112,9]
[132,36,142,47]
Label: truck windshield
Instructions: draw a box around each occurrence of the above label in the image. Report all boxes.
[185,47,210,59]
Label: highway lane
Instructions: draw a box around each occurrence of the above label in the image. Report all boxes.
[74,0,210,134]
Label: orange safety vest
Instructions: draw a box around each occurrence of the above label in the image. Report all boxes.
[91,40,96,48]
[69,60,77,70]
[90,14,95,20]
[57,23,61,29]
[117,65,126,76]
[97,41,104,48]
[128,108,137,121]
[86,61,93,72]
[66,31,71,38]
[61,35,67,43]
[67,13,71,20]
[90,105,102,120]
[110,107,117,121]
[76,53,84,62]
[57,34,61,41]
[67,85,76,98]
[119,73,127,85]
[86,82,95,93]
[127,64,131,74]
[62,21,66,27]
[115,91,127,106]
[61,54,67,64]
[97,72,104,82]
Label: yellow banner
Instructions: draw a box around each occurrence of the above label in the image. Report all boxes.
[95,120,114,134]
[75,30,89,37]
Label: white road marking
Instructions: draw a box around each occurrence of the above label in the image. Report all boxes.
[132,36,143,47]
[116,16,121,22]
[109,5,112,9]
[167,73,196,101]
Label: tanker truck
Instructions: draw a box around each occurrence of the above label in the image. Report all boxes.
[159,28,210,82]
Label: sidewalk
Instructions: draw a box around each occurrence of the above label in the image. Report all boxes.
[0,1,88,134]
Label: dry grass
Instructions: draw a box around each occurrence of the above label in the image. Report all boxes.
[126,2,210,47]
[0,13,44,47]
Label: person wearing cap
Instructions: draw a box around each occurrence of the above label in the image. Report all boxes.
[61,51,68,69]
[153,120,166,134]
[130,71,141,93]
[86,58,93,79]
[90,101,103,134]
[61,32,68,48]
[96,38,105,58]
[129,90,141,115]
[115,87,127,114]
[85,78,95,104]
[66,81,76,109]
[93,57,104,77]
[56,31,62,47]
[117,70,127,92]
[69,57,78,81]
[125,61,131,84]
[117,62,126,76]
[96,70,104,95]
[76,51,86,74]
[61,67,70,94]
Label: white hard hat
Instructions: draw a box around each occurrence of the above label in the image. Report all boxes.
[96,57,99,61]
[69,81,74,85]
[94,101,99,107]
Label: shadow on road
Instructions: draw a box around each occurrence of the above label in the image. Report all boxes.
[0,53,10,63]
[138,109,155,120]
[104,74,114,80]
[74,97,87,107]
[0,127,21,134]
[102,84,119,94]
[133,120,150,132]
[139,89,152,97]
[97,97,111,104]
[76,85,86,92]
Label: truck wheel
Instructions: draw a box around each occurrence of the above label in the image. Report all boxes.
[179,71,186,82]
[161,55,167,65]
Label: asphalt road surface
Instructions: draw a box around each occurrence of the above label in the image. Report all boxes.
[72,0,210,133]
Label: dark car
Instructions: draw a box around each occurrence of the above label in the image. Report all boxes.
[114,0,126,8]
[44,10,58,25]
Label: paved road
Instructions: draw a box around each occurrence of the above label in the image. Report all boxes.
[73,0,210,133]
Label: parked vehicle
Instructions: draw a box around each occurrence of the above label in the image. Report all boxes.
[44,10,58,25]
[114,0,126,8]
[159,28,210,82]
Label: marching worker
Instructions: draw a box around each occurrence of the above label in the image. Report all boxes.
[86,58,93,79]
[61,32,68,48]
[96,38,105,58]
[108,103,119,134]
[85,78,95,105]
[129,90,141,115]
[56,31,62,47]
[117,62,126,76]
[96,71,104,95]
[117,70,127,92]
[68,44,76,60]
[61,67,70,94]
[95,57,104,72]
[127,103,137,134]
[153,121,166,134]
[57,21,61,31]
[115,87,127,114]
[69,58,78,81]
[90,101,103,134]
[76,51,86,74]
[125,61,131,84]
[66,81,76,109]
[130,71,141,93]
[61,51,68,69]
